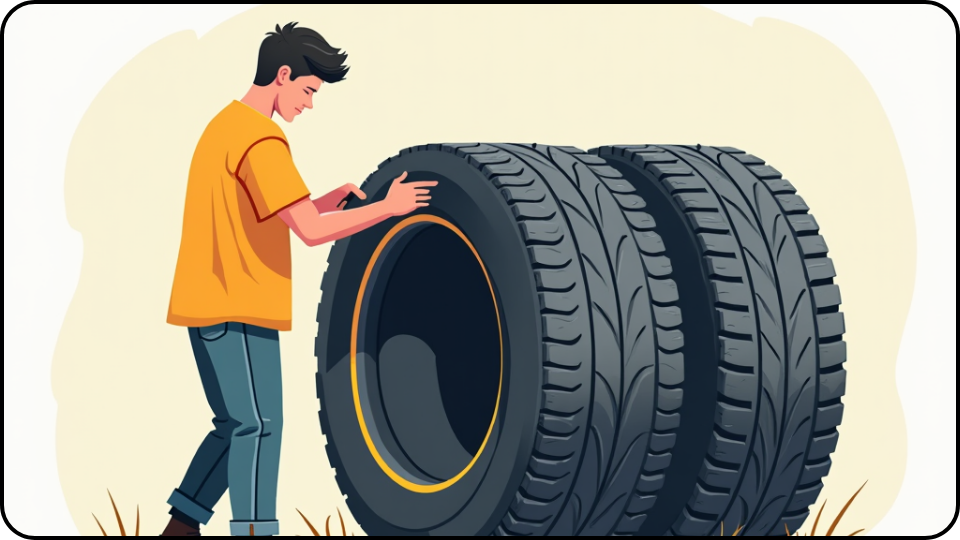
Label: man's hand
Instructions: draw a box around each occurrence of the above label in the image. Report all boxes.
[333,183,367,209]
[313,183,367,213]
[382,172,438,216]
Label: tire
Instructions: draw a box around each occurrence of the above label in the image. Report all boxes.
[314,143,685,536]
[590,144,848,536]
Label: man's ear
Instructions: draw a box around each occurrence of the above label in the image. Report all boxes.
[275,65,291,85]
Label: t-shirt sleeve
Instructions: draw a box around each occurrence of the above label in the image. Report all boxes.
[236,138,311,221]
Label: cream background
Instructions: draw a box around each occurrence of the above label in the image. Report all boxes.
[47,4,916,536]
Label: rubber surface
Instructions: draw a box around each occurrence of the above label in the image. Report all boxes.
[591,144,848,537]
[314,143,685,536]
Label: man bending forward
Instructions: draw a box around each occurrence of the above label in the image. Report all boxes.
[161,22,435,536]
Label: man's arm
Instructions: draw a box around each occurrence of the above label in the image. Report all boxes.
[279,198,395,247]
[235,138,435,245]
[279,171,436,247]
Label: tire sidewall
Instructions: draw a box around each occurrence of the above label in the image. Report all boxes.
[316,149,543,535]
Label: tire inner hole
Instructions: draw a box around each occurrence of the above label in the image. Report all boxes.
[361,222,501,484]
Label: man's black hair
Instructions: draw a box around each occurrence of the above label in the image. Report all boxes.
[253,22,349,86]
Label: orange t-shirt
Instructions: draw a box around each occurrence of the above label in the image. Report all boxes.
[166,100,312,331]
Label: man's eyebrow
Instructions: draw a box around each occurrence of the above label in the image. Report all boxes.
[306,86,318,93]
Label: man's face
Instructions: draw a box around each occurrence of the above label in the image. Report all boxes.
[275,68,322,123]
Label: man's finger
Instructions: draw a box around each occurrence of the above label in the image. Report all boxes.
[415,202,429,207]
[408,180,438,187]
[412,188,432,194]
[350,185,367,199]
[392,171,408,184]
[416,195,432,201]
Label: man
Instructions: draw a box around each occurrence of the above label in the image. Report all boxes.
[161,22,436,536]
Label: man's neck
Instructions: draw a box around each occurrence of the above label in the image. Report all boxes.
[240,84,277,119]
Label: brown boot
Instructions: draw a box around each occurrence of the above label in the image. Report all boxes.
[160,516,201,536]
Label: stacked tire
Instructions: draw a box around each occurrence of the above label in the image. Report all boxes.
[315,143,847,536]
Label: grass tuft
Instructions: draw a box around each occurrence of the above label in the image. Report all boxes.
[719,480,868,536]
[92,489,358,536]
[296,506,355,536]
[92,490,139,536]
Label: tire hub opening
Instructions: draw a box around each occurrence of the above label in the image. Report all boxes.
[352,215,502,492]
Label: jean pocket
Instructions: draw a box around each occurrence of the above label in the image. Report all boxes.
[198,322,229,342]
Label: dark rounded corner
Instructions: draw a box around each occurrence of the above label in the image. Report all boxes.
[921,1,960,36]
[926,499,959,539]
[1,1,39,38]
[1,501,39,539]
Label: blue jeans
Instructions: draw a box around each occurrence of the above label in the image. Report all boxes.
[167,322,283,536]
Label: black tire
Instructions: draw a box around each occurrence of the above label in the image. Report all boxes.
[314,143,684,536]
[590,144,847,537]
